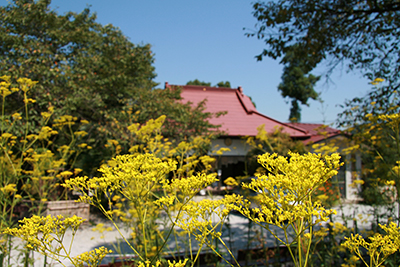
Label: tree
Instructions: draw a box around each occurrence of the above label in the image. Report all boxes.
[186,79,211,86]
[186,80,231,88]
[0,0,156,123]
[0,0,219,174]
[216,81,231,88]
[278,46,320,122]
[249,0,400,119]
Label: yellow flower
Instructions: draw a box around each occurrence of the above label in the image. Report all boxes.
[74,131,88,137]
[1,183,17,194]
[3,215,85,253]
[343,222,400,266]
[17,77,38,92]
[38,126,57,140]
[1,133,13,139]
[224,177,239,186]
[238,152,341,226]
[73,246,112,267]
[385,180,396,186]
[59,170,74,178]
[12,112,22,120]
[78,143,87,148]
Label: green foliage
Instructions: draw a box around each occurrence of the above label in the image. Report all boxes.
[0,0,220,175]
[186,80,231,88]
[278,46,320,122]
[186,80,211,86]
[0,0,156,122]
[289,100,302,122]
[216,81,231,88]
[0,76,90,267]
[338,80,400,207]
[250,0,400,206]
[249,0,400,120]
[250,0,400,80]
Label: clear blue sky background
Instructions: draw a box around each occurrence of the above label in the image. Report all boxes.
[1,0,372,126]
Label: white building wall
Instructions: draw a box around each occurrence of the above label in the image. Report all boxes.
[210,138,249,156]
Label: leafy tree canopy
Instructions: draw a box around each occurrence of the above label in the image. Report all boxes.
[0,0,219,174]
[216,81,231,88]
[0,0,217,132]
[249,0,400,121]
[186,79,211,86]
[187,79,231,88]
[278,46,320,122]
[0,0,157,122]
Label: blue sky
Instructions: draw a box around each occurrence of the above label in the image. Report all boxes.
[1,0,372,125]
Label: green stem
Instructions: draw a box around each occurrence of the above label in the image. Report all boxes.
[297,218,304,267]
[303,219,313,267]
[217,236,240,267]
[24,249,30,267]
[190,246,203,267]
[97,203,144,262]
[7,235,11,267]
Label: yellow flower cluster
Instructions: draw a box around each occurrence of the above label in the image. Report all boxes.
[73,246,112,267]
[342,222,400,267]
[137,260,161,267]
[224,177,238,187]
[53,115,78,128]
[3,215,112,267]
[237,152,341,227]
[17,77,38,92]
[128,115,169,155]
[3,215,84,252]
[329,222,348,236]
[0,183,17,194]
[64,154,176,204]
[0,76,37,98]
[175,194,243,243]
[163,173,217,200]
[136,259,188,267]
[38,126,58,140]
[0,75,14,97]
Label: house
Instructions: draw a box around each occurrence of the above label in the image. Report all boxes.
[165,83,361,201]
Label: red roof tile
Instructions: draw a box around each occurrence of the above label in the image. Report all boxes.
[166,83,307,137]
[288,123,342,144]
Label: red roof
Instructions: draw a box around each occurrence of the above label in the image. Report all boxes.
[288,123,342,144]
[165,83,307,137]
